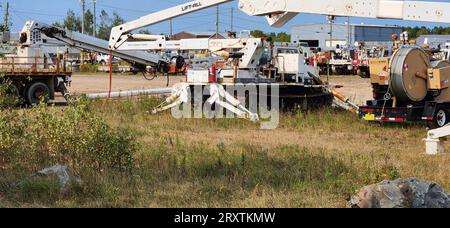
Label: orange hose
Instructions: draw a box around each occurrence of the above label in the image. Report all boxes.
[330,88,358,113]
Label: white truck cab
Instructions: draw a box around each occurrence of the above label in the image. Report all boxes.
[272,43,318,83]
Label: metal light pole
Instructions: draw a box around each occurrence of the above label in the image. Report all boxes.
[81,0,85,34]
[327,15,336,80]
[230,7,234,32]
[93,0,96,37]
[170,19,173,38]
[347,16,351,46]
[80,0,85,65]
[328,15,335,48]
[215,5,219,39]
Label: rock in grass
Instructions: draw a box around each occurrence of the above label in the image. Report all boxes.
[34,164,82,193]
[351,178,450,208]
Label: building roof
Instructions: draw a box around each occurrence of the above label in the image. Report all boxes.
[184,31,229,37]
[173,31,228,38]
[0,32,19,42]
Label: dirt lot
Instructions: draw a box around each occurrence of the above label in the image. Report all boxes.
[69,74,186,95]
[326,76,372,105]
[69,74,372,105]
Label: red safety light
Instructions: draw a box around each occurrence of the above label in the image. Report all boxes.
[354,51,359,61]
[309,56,315,66]
[209,65,217,83]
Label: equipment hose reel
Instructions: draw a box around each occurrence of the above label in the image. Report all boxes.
[389,48,431,103]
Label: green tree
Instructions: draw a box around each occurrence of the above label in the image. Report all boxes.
[0,20,11,32]
[416,26,430,37]
[402,26,433,39]
[97,10,112,40]
[56,9,94,34]
[250,30,291,42]
[111,12,125,27]
[267,32,276,40]
[83,9,94,35]
[0,4,12,32]
[139,30,151,34]
[52,22,63,28]
[0,24,9,32]
[275,32,291,42]
[63,10,82,32]
[96,11,124,40]
[250,30,267,38]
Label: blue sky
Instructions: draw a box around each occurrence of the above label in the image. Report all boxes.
[4,0,450,35]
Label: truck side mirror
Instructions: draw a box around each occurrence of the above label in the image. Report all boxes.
[19,33,27,44]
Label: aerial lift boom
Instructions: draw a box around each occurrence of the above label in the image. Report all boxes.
[239,0,450,27]
[109,0,233,50]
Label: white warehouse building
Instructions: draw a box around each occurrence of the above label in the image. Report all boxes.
[291,23,403,49]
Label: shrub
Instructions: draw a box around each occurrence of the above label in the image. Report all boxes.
[80,64,98,73]
[0,77,20,109]
[0,97,137,174]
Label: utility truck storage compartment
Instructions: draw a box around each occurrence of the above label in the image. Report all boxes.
[186,69,209,83]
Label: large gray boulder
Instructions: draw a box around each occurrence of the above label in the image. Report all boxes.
[34,164,82,192]
[351,178,450,208]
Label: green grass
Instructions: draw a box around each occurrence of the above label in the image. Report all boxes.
[0,97,449,208]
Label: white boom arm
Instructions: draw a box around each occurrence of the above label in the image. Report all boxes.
[424,125,450,155]
[109,0,233,50]
[119,37,264,69]
[239,0,450,27]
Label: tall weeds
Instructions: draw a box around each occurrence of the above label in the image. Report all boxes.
[0,97,137,174]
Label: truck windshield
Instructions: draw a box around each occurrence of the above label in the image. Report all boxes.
[277,48,299,54]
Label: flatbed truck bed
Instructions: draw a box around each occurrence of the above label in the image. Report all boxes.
[0,56,71,105]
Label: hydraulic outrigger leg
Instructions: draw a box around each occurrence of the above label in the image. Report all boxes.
[152,83,259,122]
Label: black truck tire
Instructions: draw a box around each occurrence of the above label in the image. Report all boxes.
[6,84,20,97]
[430,107,450,129]
[358,68,370,78]
[26,82,50,105]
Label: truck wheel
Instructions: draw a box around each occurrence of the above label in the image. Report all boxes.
[26,82,50,105]
[364,69,370,78]
[430,108,449,129]
[5,84,20,97]
[357,69,362,77]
